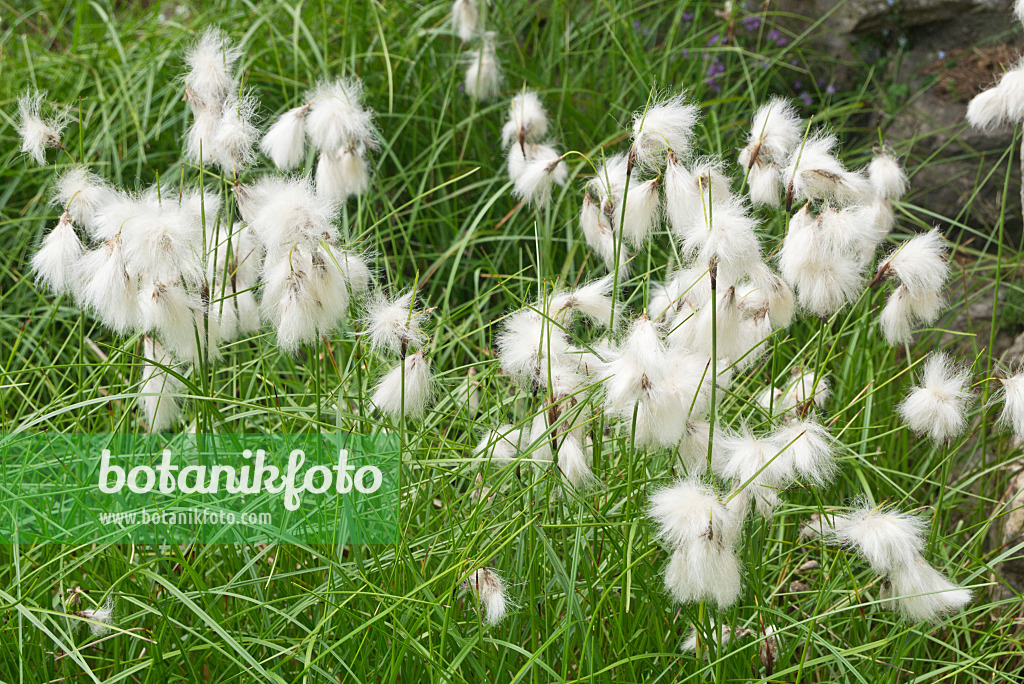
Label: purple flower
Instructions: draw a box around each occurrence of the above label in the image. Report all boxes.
[742,16,761,31]
[793,80,802,89]
[825,84,837,95]
[799,91,813,105]
[681,49,690,58]
[707,33,720,46]
[816,76,826,87]
[682,11,694,20]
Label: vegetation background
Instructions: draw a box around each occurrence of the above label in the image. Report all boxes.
[0,0,1022,681]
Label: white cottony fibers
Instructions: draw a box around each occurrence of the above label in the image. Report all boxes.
[364,289,427,355]
[548,274,619,327]
[739,98,801,206]
[209,94,260,172]
[510,143,568,206]
[17,92,69,165]
[965,87,1006,131]
[32,212,84,294]
[966,61,1024,130]
[1017,0,1024,25]
[261,253,320,352]
[78,237,139,334]
[462,567,510,626]
[619,178,661,247]
[879,285,916,346]
[242,176,339,255]
[783,134,870,208]
[828,504,927,574]
[557,432,597,489]
[740,97,802,169]
[887,556,972,623]
[778,205,865,317]
[677,420,715,472]
[718,429,787,516]
[867,151,908,201]
[451,0,480,42]
[261,105,309,170]
[372,352,433,420]
[597,316,669,415]
[900,353,973,443]
[496,307,571,389]
[474,425,527,465]
[53,167,116,231]
[139,280,203,363]
[771,418,837,486]
[465,34,502,101]
[121,201,204,286]
[998,373,1024,437]
[631,93,700,168]
[879,228,949,313]
[501,91,549,148]
[649,479,744,608]
[141,337,184,432]
[305,78,377,152]
[578,193,630,274]
[184,28,241,109]
[680,620,753,654]
[747,163,782,205]
[75,597,116,637]
[317,147,370,201]
[664,155,734,237]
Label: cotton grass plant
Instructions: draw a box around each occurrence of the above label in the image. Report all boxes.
[1,0,1023,680]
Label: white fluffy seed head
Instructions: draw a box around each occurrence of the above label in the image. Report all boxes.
[141,336,184,432]
[510,143,567,206]
[887,556,972,623]
[771,418,837,486]
[783,134,870,208]
[778,206,866,317]
[474,425,527,465]
[828,504,927,575]
[305,78,377,152]
[464,34,502,101]
[742,97,802,168]
[17,91,69,165]
[548,274,620,328]
[966,86,1007,130]
[631,93,701,168]
[557,432,597,489]
[317,147,371,201]
[364,289,427,355]
[969,62,1024,129]
[462,567,509,626]
[502,91,549,148]
[241,176,338,256]
[52,167,117,232]
[747,163,783,206]
[882,228,949,305]
[998,373,1024,437]
[451,0,481,42]
[648,478,737,549]
[32,212,84,294]
[261,105,309,170]
[900,353,974,443]
[620,178,661,247]
[867,150,908,201]
[209,94,260,172]
[880,285,915,346]
[371,352,433,420]
[184,28,241,110]
[77,236,139,334]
